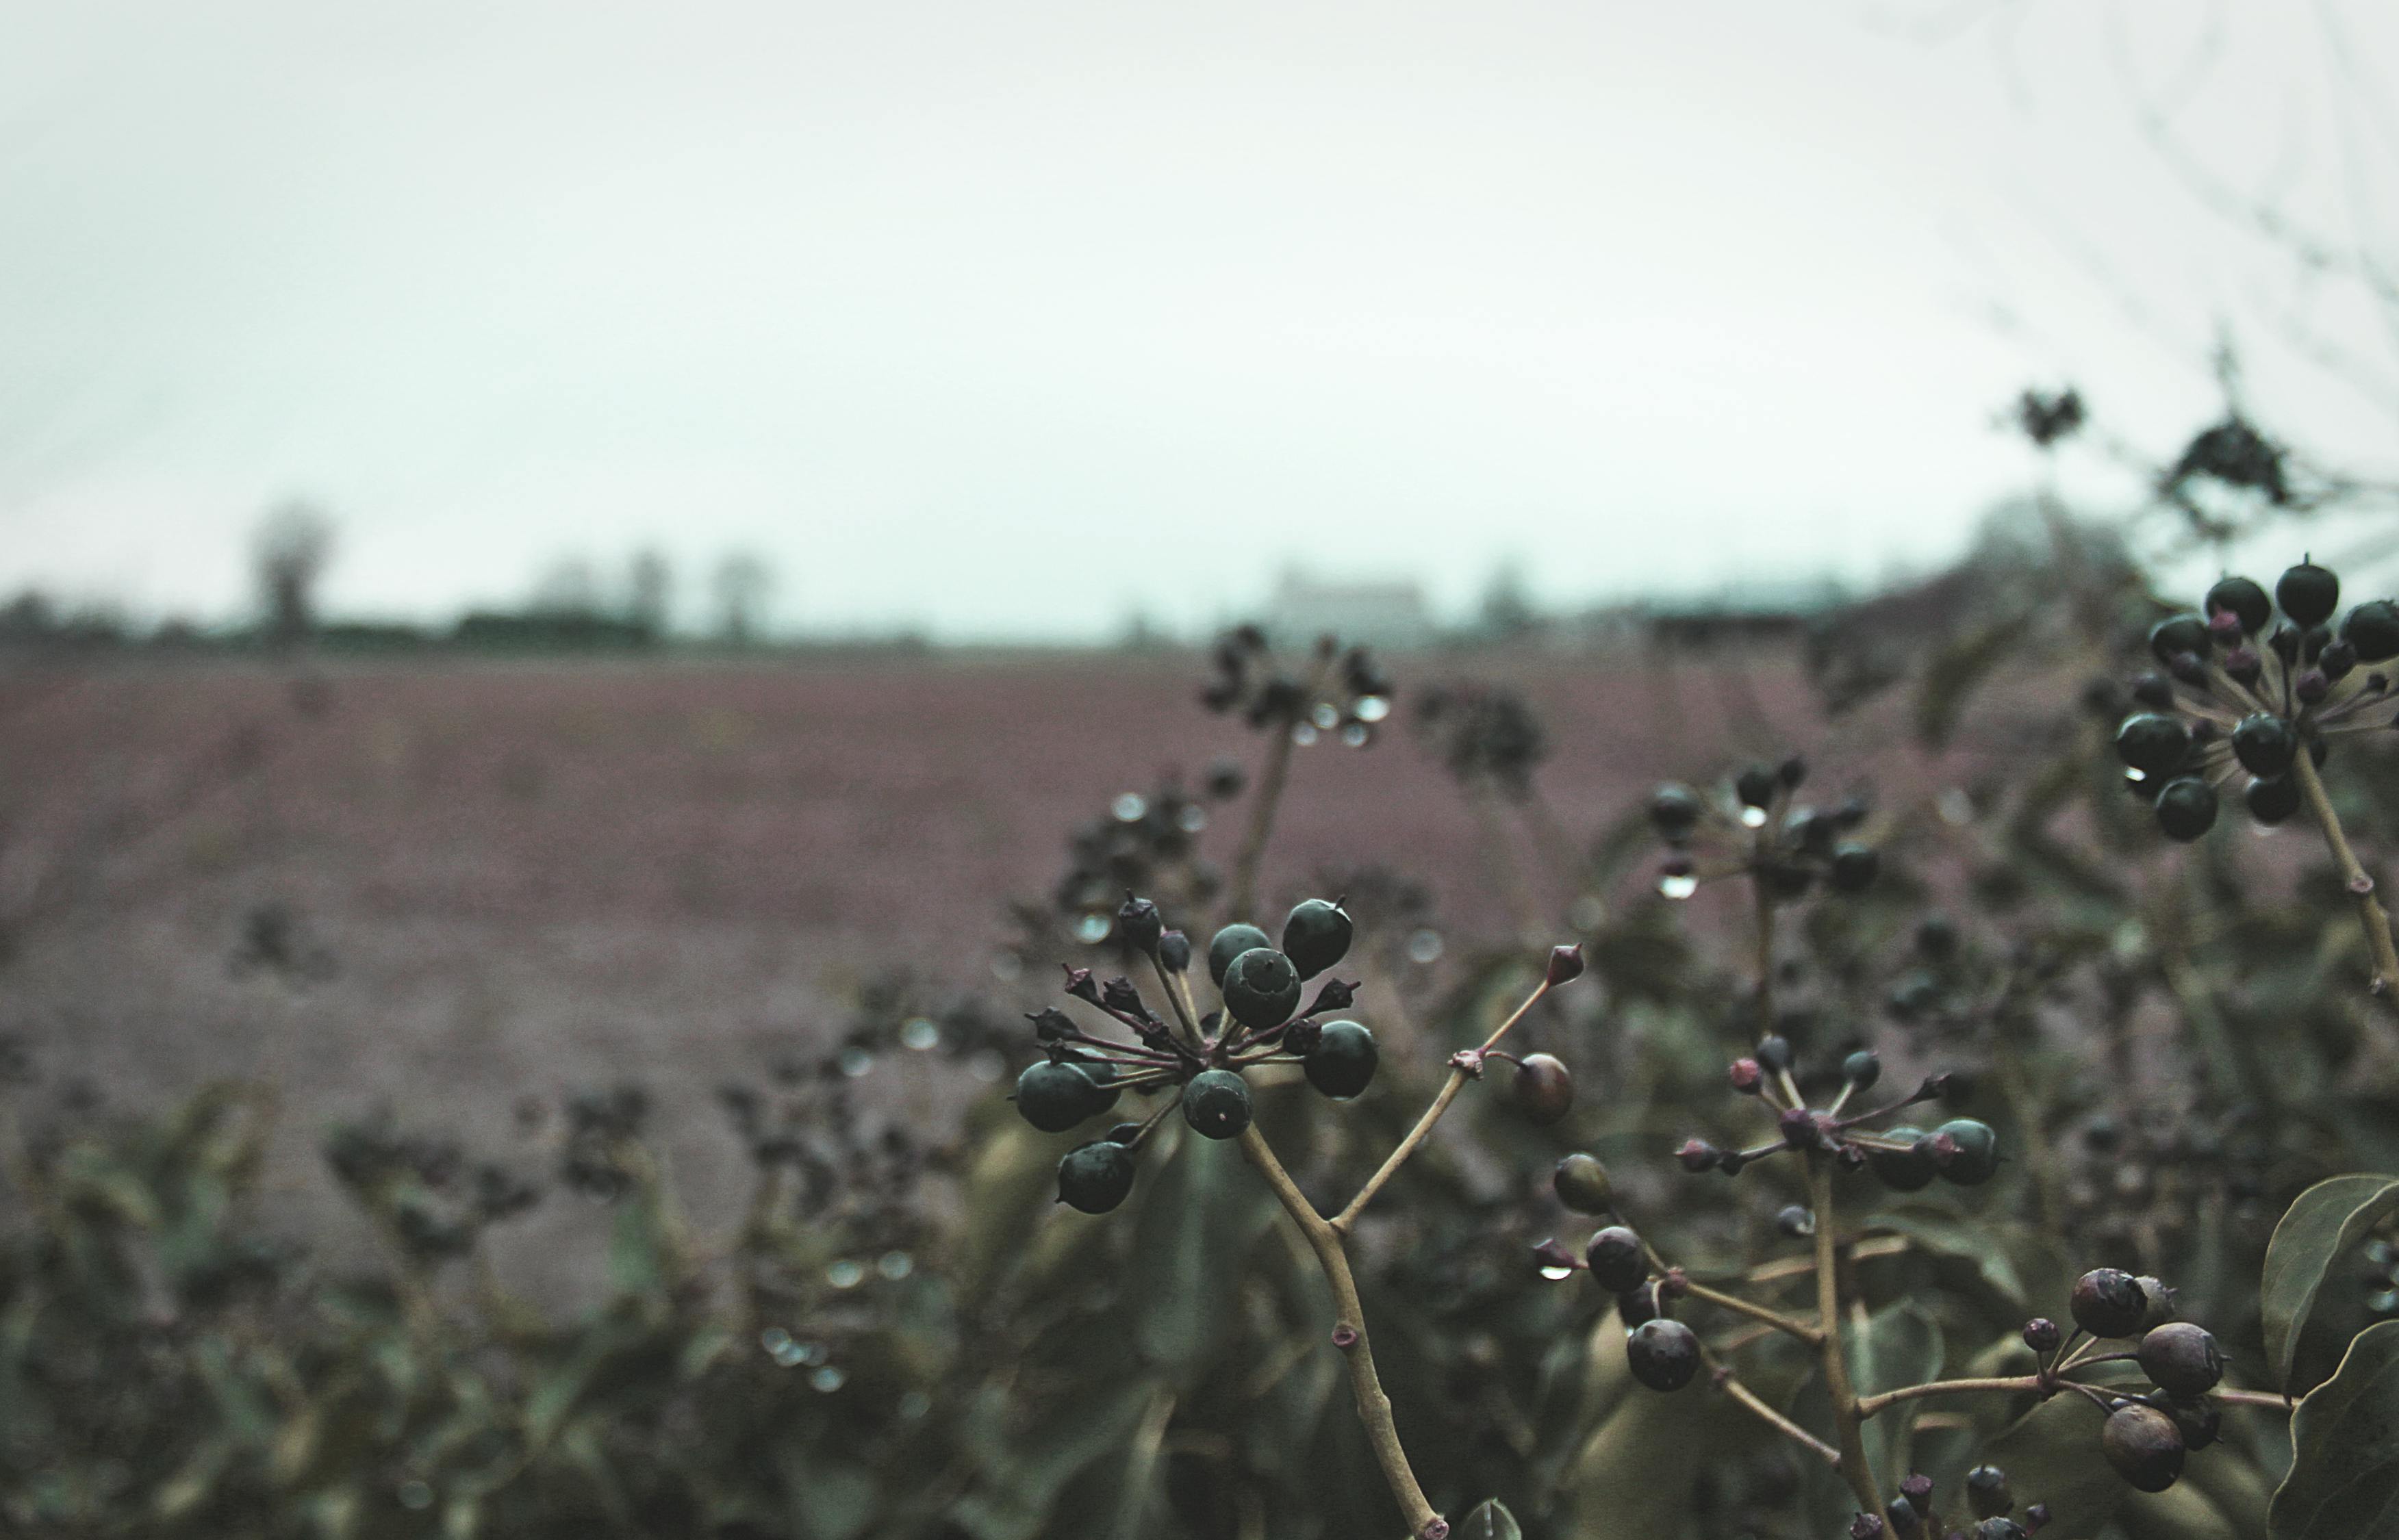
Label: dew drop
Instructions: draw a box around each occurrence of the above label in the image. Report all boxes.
[1659,873,1699,901]
[1354,694,1391,723]
[795,1340,827,1365]
[900,1018,940,1051]
[838,1047,875,1079]
[769,1338,807,1368]
[759,1326,792,1356]
[1075,912,1112,944]
[1937,787,1975,826]
[1537,1264,1575,1282]
[809,1365,848,1393]
[826,1259,865,1289]
[1739,806,1768,829]
[1178,804,1208,833]
[1406,928,1444,964]
[1111,792,1147,822]
[1311,702,1340,730]
[967,1051,1005,1083]
[1341,723,1369,747]
[1291,722,1319,747]
[877,1250,914,1281]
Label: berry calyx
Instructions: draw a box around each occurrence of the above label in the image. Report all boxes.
[2100,1402,2185,1492]
[1303,1019,1378,1101]
[1180,1068,1254,1140]
[1206,923,1271,987]
[1221,947,1304,1030]
[2137,1322,2223,1398]
[1510,1054,1575,1124]
[1625,1317,1701,1391]
[1553,1152,1614,1214]
[2070,1268,2149,1338]
[1546,943,1585,987]
[1280,899,1353,980]
[1056,1140,1137,1213]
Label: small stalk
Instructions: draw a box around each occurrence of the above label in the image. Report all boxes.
[2290,745,2399,1015]
[1808,1155,1880,1515]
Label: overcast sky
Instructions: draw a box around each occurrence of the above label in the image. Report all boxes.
[3,0,2396,639]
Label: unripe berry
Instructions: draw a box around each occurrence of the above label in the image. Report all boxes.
[2024,1503,2051,1532]
[1675,1138,1720,1172]
[2224,645,2262,685]
[1729,1058,1764,1094]
[1180,1068,1253,1140]
[1829,843,1880,893]
[1649,782,1703,840]
[1625,1317,1701,1391]
[2022,1317,2061,1352]
[1851,1515,1887,1540]
[1871,1126,1938,1192]
[2071,1268,2149,1338]
[1844,1049,1882,1090]
[2115,713,2191,774]
[1885,1501,1924,1539]
[1736,765,1779,810]
[1757,1034,1794,1072]
[1899,1473,1934,1513]
[2320,638,2358,680]
[1221,947,1303,1029]
[2153,778,2218,842]
[1511,1054,1575,1124]
[1584,1226,1647,1292]
[1553,1152,1615,1214]
[1206,923,1271,987]
[2100,1402,2185,1492]
[1280,899,1353,980]
[2206,576,2270,633]
[1056,1140,1137,1213]
[2137,1322,2223,1398]
[1015,1060,1112,1133]
[1546,943,1585,987]
[1303,1020,1378,1100]
[2231,713,2297,776]
[2278,560,2340,628]
[1930,1118,1998,1185]
[1156,929,1192,973]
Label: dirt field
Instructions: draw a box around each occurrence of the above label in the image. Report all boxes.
[0,644,1895,1289]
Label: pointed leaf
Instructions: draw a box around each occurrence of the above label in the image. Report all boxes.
[2263,1175,2399,1394]
[2269,1319,2399,1539]
[1850,1303,1943,1489]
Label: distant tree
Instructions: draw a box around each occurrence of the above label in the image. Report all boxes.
[1476,561,1540,642]
[253,502,335,650]
[531,556,602,617]
[713,553,774,645]
[626,549,672,641]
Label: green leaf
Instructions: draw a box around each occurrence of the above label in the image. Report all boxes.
[1456,1498,1522,1539]
[1867,1207,2029,1309]
[2263,1175,2399,1394]
[1126,1128,1272,1373]
[2270,1318,2399,1539]
[1850,1303,1943,1489]
[1564,1305,1723,1538]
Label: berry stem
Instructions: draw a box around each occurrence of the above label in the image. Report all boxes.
[1715,1362,1844,1466]
[1150,954,1206,1048]
[1750,874,1804,1105]
[2212,1387,2296,1411]
[1855,1374,2044,1419]
[2288,743,2399,1016]
[1328,973,1555,1235]
[1679,1276,1824,1346]
[1807,1155,1881,1515]
[1234,1122,1443,1539]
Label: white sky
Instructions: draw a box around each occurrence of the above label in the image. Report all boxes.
[3,0,2396,639]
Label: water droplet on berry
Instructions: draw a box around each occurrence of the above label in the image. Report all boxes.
[1111,792,1147,822]
[900,1018,940,1051]
[1312,702,1340,730]
[1406,928,1444,964]
[826,1259,865,1289]
[877,1250,914,1281]
[1538,1263,1575,1282]
[1075,913,1112,943]
[1291,722,1319,747]
[1740,806,1769,828]
[1660,873,1699,900]
[838,1048,875,1078]
[1355,694,1391,723]
[809,1365,847,1393]
[1341,723,1369,747]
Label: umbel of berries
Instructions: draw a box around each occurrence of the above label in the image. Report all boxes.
[1673,1040,1994,1193]
[1012,893,1378,1213]
[2113,559,2399,840]
[1649,754,1881,903]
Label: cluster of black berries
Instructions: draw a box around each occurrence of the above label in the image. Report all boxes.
[1851,1467,2051,1540]
[1674,1042,1994,1192]
[1531,1151,1710,1393]
[1015,895,1378,1214]
[1649,756,1879,902]
[1200,628,1393,747]
[1037,771,1230,953]
[322,1111,542,1263]
[1414,682,1548,800]
[2113,560,2399,840]
[2032,1268,2228,1494]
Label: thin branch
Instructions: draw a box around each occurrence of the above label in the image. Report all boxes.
[1810,1157,1881,1514]
[1857,1375,2044,1420]
[2290,743,2399,1016]
[1718,1368,1844,1467]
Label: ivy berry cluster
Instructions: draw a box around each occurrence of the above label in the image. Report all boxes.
[1849,1465,2051,1540]
[1649,754,1880,901]
[1013,894,1377,1213]
[2114,559,2399,839]
[1676,1041,1995,1192]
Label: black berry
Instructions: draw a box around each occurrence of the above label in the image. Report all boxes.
[1553,1152,1614,1214]
[1829,844,1880,893]
[1965,1463,2013,1517]
[1156,929,1191,973]
[2231,713,2296,776]
[1625,1317,1701,1391]
[1511,1054,1575,1124]
[1871,1126,1938,1192]
[2148,615,2211,666]
[2137,1322,2223,1398]
[1585,1226,1647,1292]
[2115,713,2191,774]
[1180,1068,1253,1140]
[2165,1396,2221,1452]
[1303,1020,1378,1100]
[2153,778,2218,842]
[2022,1317,2061,1352]
[1649,783,1703,840]
[1016,1060,1111,1133]
[2070,1268,2148,1338]
[2344,598,2399,663]
[1056,1140,1137,1213]
[1843,1049,1882,1091]
[2100,1402,2185,1492]
[1116,893,1165,951]
[1975,1522,2027,1540]
[1736,765,1779,810]
[1206,923,1271,988]
[1280,899,1353,980]
[1930,1118,1998,1185]
[2246,775,2300,825]
[2278,561,2340,628]
[1220,947,1303,1030]
[2206,576,2270,633]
